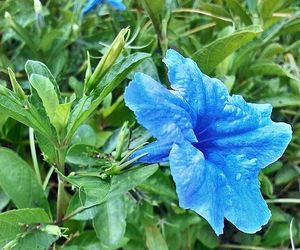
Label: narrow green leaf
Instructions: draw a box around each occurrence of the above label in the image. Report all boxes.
[248,62,289,77]
[0,148,50,212]
[141,0,166,35]
[4,12,38,56]
[192,27,261,74]
[93,196,126,247]
[0,208,51,249]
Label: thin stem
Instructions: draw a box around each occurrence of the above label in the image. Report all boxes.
[290,218,295,250]
[29,128,42,185]
[266,198,300,204]
[55,147,67,223]
[43,165,55,190]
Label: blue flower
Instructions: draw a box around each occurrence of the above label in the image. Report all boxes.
[124,49,292,235]
[82,0,125,15]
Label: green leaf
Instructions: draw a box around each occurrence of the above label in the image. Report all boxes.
[258,0,280,20]
[66,52,150,142]
[93,196,126,247]
[248,62,289,77]
[63,231,102,250]
[12,231,57,250]
[35,131,56,163]
[275,166,299,185]
[0,208,51,249]
[139,170,177,199]
[0,148,50,212]
[4,12,38,56]
[107,164,159,199]
[66,193,99,221]
[0,86,48,137]
[0,187,10,212]
[67,176,111,207]
[52,102,72,133]
[145,222,168,250]
[263,222,297,246]
[192,27,261,74]
[0,86,32,127]
[25,60,60,99]
[260,94,300,108]
[225,0,252,25]
[141,0,166,35]
[260,43,284,59]
[259,172,274,198]
[66,144,110,167]
[70,124,97,146]
[64,164,158,212]
[29,74,59,125]
[197,223,219,248]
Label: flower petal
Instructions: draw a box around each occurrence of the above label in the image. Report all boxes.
[169,140,272,235]
[106,0,126,10]
[82,0,103,15]
[129,140,172,163]
[193,96,291,233]
[163,49,229,126]
[124,72,197,143]
[169,140,225,235]
[198,96,292,168]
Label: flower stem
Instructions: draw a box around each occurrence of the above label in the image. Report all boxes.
[29,128,42,185]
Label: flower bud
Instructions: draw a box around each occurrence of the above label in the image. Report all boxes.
[34,0,42,13]
[115,121,129,160]
[4,12,13,26]
[41,225,63,237]
[7,68,26,100]
[85,27,130,94]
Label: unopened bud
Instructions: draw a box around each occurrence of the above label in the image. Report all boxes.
[4,12,13,25]
[85,27,130,93]
[115,121,129,160]
[41,225,62,237]
[8,68,26,100]
[34,0,42,13]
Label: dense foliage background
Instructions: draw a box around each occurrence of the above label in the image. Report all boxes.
[0,0,299,249]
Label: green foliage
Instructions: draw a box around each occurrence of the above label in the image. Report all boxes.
[0,0,299,249]
[0,148,49,212]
